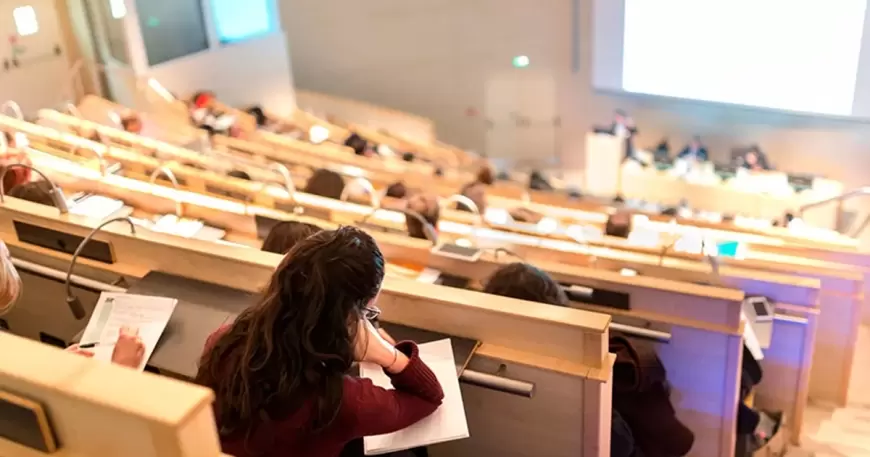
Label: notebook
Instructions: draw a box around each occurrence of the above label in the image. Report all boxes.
[361,339,469,455]
[79,292,177,371]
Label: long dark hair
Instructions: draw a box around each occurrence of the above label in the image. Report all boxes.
[261,221,322,254]
[196,227,385,436]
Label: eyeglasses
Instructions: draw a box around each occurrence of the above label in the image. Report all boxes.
[362,305,381,322]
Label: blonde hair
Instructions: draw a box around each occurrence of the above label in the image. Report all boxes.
[0,241,21,316]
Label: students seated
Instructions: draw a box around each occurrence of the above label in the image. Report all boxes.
[227,169,252,181]
[457,181,487,214]
[405,193,440,240]
[0,131,31,194]
[0,240,145,367]
[605,211,633,239]
[385,181,408,199]
[8,181,55,206]
[120,112,143,135]
[344,133,370,157]
[528,170,554,191]
[483,262,568,306]
[476,166,495,186]
[0,240,21,316]
[261,221,322,254]
[677,136,709,162]
[196,227,443,457]
[188,91,239,137]
[304,169,346,200]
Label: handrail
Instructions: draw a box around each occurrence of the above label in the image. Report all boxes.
[799,187,870,234]
[799,187,870,215]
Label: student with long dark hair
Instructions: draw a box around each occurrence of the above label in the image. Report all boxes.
[196,227,444,457]
[261,220,322,254]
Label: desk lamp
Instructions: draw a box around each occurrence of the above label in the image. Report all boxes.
[65,216,136,319]
[0,164,70,214]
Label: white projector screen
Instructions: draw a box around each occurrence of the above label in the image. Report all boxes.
[592,0,870,117]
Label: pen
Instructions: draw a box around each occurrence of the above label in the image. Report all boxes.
[78,342,115,349]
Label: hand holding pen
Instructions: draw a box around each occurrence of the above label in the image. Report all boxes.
[68,326,145,369]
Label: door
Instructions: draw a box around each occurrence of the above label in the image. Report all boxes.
[484,70,558,170]
[0,0,70,115]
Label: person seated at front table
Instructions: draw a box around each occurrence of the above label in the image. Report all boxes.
[196,227,444,457]
[261,220,322,255]
[405,193,440,241]
[740,145,772,172]
[457,181,487,215]
[483,262,568,306]
[677,136,709,162]
[304,168,346,200]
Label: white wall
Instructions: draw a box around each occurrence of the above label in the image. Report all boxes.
[146,32,297,116]
[282,0,870,244]
[280,0,870,186]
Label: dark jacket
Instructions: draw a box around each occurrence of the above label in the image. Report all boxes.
[611,335,694,457]
[677,146,709,161]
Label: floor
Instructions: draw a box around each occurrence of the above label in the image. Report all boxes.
[797,325,870,456]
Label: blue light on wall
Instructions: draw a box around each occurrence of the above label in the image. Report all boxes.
[211,0,276,44]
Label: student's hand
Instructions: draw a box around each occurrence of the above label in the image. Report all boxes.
[65,344,94,358]
[111,326,145,369]
[378,327,397,346]
[354,319,398,368]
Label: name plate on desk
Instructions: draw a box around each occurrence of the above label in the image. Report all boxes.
[14,221,115,263]
[0,389,58,452]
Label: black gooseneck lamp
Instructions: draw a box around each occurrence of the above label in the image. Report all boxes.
[64,217,136,319]
[0,164,70,214]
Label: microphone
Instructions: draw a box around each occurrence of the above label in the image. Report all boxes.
[0,164,70,214]
[440,194,485,227]
[65,217,136,320]
[148,165,183,218]
[1,100,23,120]
[339,177,380,208]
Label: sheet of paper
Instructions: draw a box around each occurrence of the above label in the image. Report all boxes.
[79,293,177,371]
[361,339,469,455]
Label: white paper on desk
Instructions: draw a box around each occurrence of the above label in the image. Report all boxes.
[79,292,177,371]
[361,339,469,455]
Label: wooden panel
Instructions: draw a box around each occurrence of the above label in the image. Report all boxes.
[0,333,220,457]
[756,311,818,444]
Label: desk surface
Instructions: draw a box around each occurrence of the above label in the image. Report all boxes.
[127,272,478,379]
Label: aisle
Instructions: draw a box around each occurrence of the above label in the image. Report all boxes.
[800,325,870,456]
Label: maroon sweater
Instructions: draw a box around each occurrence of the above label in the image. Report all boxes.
[202,327,444,457]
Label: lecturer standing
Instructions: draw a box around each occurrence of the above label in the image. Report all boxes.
[596,110,639,161]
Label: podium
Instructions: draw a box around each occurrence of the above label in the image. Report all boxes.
[584,133,624,198]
